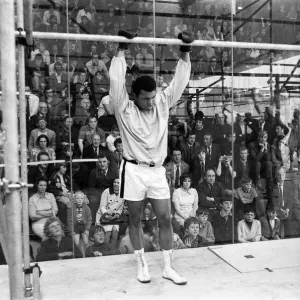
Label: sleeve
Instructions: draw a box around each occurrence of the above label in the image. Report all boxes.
[49,193,58,215]
[197,185,217,209]
[100,189,109,214]
[237,221,248,243]
[28,196,39,221]
[78,127,86,140]
[191,189,198,216]
[206,222,215,243]
[254,220,262,242]
[36,241,59,261]
[102,245,121,256]
[85,246,95,257]
[88,169,97,188]
[85,206,92,231]
[67,206,74,233]
[162,59,191,108]
[116,199,125,216]
[109,56,129,113]
[99,128,106,144]
[28,131,35,152]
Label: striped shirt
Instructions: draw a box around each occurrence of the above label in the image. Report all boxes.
[109,56,191,166]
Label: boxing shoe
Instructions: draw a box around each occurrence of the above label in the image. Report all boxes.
[134,248,151,283]
[178,31,194,52]
[118,29,138,50]
[162,249,187,285]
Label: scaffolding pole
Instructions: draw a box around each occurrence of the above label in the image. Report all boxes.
[0,1,24,299]
[17,0,33,297]
[16,31,300,52]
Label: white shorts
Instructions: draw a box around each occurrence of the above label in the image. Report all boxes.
[119,160,170,201]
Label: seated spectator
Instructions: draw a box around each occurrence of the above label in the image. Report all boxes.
[97,94,114,119]
[85,225,121,257]
[271,123,288,171]
[199,46,216,62]
[78,116,106,155]
[135,46,154,72]
[156,75,168,93]
[203,132,221,170]
[48,162,78,225]
[82,133,110,172]
[211,195,235,245]
[68,160,90,190]
[193,111,207,145]
[216,151,236,195]
[36,217,82,261]
[76,5,92,24]
[67,191,92,252]
[43,4,61,26]
[207,56,219,74]
[73,94,97,126]
[234,177,258,222]
[234,146,251,188]
[86,54,109,80]
[62,34,83,57]
[172,174,198,228]
[49,62,68,94]
[196,208,215,246]
[220,132,238,157]
[190,146,207,187]
[95,178,124,248]
[110,138,123,170]
[31,41,50,66]
[30,134,56,162]
[237,206,262,243]
[177,130,201,166]
[164,148,190,195]
[182,217,207,248]
[28,117,56,153]
[119,227,152,254]
[260,204,281,241]
[101,42,117,67]
[191,55,208,79]
[248,130,273,190]
[211,112,232,145]
[49,54,67,76]
[106,124,120,152]
[234,112,248,145]
[29,178,58,240]
[88,154,119,221]
[197,169,225,217]
[92,71,109,103]
[28,101,50,134]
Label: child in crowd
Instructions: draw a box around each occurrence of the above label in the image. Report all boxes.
[182,217,207,248]
[234,177,258,222]
[106,124,120,152]
[196,208,215,246]
[149,225,186,251]
[237,206,262,243]
[85,225,121,257]
[67,191,92,252]
[260,204,281,241]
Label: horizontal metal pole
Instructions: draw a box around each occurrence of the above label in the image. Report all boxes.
[16,31,300,51]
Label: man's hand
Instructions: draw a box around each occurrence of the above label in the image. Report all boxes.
[206,197,214,202]
[93,251,103,257]
[58,251,73,258]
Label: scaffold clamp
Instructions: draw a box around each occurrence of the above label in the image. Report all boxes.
[0,178,33,194]
[24,263,42,277]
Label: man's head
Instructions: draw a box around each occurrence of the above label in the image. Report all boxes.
[197,208,209,224]
[44,217,64,238]
[244,206,256,223]
[88,116,97,129]
[196,147,206,161]
[266,204,277,220]
[275,123,285,137]
[37,152,50,169]
[92,54,99,65]
[97,154,109,171]
[54,62,63,73]
[184,217,200,238]
[203,132,213,147]
[205,169,216,184]
[89,225,105,244]
[38,102,48,114]
[80,98,91,110]
[64,116,74,128]
[240,177,252,192]
[37,117,47,130]
[172,148,182,164]
[258,130,268,144]
[186,131,196,146]
[79,72,87,83]
[216,113,225,126]
[275,167,286,184]
[92,134,101,148]
[114,138,123,152]
[132,76,156,111]
[239,146,249,161]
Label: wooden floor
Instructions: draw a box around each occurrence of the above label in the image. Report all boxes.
[1,239,300,300]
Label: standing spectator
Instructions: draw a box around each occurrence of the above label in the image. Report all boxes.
[30,134,56,162]
[86,54,109,80]
[237,206,262,243]
[49,62,68,94]
[78,116,106,155]
[234,147,251,188]
[43,4,61,26]
[28,117,56,153]
[211,196,235,245]
[260,204,281,241]
[196,208,215,246]
[110,138,123,171]
[135,46,154,72]
[211,112,232,145]
[203,132,221,170]
[29,178,58,240]
[190,147,207,187]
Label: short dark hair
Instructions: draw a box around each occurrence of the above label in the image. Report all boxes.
[98,153,109,161]
[179,173,192,187]
[172,148,182,155]
[35,177,48,187]
[89,225,105,241]
[36,134,50,147]
[203,131,213,138]
[184,217,199,231]
[239,146,248,153]
[43,217,65,238]
[132,75,156,97]
[114,138,122,148]
[37,151,50,161]
[244,204,256,214]
[220,195,233,203]
[187,130,196,138]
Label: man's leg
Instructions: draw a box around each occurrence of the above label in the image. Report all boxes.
[127,200,151,283]
[149,198,187,285]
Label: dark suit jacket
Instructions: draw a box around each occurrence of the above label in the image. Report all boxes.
[88,167,119,190]
[178,141,201,166]
[271,137,284,168]
[190,157,207,188]
[197,181,225,210]
[260,215,280,239]
[110,150,123,171]
[82,144,111,171]
[205,143,221,170]
[234,159,251,187]
[246,119,275,144]
[248,141,271,163]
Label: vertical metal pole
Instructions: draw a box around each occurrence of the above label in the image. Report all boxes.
[269,0,273,103]
[17,0,32,297]
[0,1,24,299]
[153,0,156,79]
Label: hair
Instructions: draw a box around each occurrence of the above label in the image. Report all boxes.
[240,177,252,185]
[275,122,285,130]
[205,168,215,176]
[172,148,182,155]
[35,176,48,189]
[37,151,50,161]
[220,195,233,203]
[187,130,196,138]
[35,53,43,60]
[179,173,192,187]
[258,130,268,138]
[114,138,122,148]
[89,225,105,241]
[54,62,62,69]
[43,217,65,238]
[203,131,213,139]
[111,124,119,131]
[244,204,256,215]
[239,146,248,153]
[63,115,73,122]
[98,153,110,161]
[196,146,206,155]
[196,207,209,216]
[56,162,67,171]
[131,75,156,96]
[183,217,199,232]
[87,115,97,123]
[36,134,50,147]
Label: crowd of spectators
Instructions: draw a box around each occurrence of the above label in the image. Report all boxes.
[1,0,300,263]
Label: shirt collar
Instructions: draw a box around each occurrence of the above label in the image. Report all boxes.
[220,209,232,217]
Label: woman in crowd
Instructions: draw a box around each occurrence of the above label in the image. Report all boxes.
[172,173,198,228]
[29,178,58,240]
[30,134,56,162]
[36,217,82,261]
[95,178,124,247]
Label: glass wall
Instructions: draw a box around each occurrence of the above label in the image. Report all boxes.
[1,0,300,264]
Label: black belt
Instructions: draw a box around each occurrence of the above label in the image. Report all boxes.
[123,157,156,167]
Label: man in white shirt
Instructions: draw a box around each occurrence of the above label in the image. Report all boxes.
[109,30,192,285]
[86,54,109,80]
